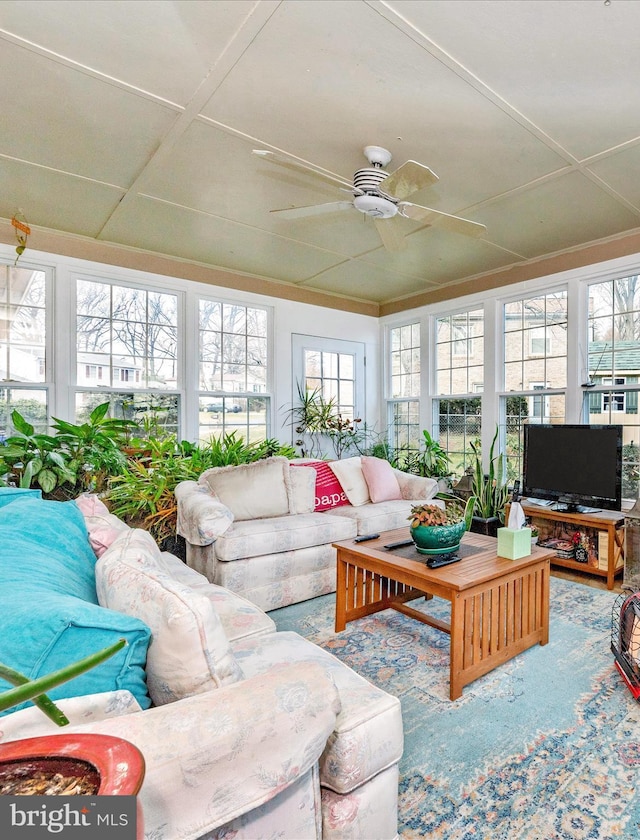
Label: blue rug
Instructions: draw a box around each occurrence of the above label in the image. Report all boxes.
[270,577,640,839]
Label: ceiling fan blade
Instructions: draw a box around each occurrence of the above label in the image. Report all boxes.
[253,150,352,190]
[373,217,406,252]
[270,201,353,220]
[381,160,439,201]
[399,202,487,238]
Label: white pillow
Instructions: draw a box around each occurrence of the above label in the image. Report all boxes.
[95,529,243,706]
[198,457,291,521]
[288,464,317,514]
[328,457,370,507]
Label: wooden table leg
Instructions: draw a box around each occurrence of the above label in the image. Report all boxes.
[449,592,463,701]
[335,553,347,632]
[540,564,550,645]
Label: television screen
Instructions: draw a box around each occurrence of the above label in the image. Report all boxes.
[522,424,622,512]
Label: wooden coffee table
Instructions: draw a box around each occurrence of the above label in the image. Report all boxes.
[332,529,553,700]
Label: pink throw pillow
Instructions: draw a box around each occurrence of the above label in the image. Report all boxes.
[89,525,126,558]
[75,493,129,557]
[360,456,402,503]
[291,461,350,512]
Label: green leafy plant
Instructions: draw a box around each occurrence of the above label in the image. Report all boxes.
[397,430,453,478]
[106,432,297,549]
[286,383,363,459]
[408,503,452,527]
[0,411,77,494]
[0,639,126,726]
[408,495,475,528]
[470,427,510,522]
[51,402,136,494]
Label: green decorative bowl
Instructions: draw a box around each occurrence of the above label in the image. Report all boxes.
[410,520,467,555]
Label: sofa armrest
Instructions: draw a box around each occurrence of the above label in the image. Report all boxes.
[34,662,340,840]
[392,469,439,501]
[175,480,234,546]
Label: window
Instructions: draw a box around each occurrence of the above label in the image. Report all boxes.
[0,265,48,434]
[199,301,269,442]
[438,397,481,474]
[303,349,355,418]
[529,383,550,423]
[388,324,420,456]
[602,377,626,412]
[503,291,567,479]
[529,328,551,356]
[75,278,179,432]
[436,309,483,395]
[587,276,640,500]
[435,309,484,469]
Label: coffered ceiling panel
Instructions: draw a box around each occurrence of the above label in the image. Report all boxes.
[0,158,124,238]
[395,0,640,160]
[1,0,640,313]
[475,171,640,259]
[100,195,345,284]
[0,39,178,185]
[0,0,256,105]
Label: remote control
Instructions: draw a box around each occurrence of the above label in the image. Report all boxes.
[354,533,380,543]
[384,539,415,550]
[426,555,461,569]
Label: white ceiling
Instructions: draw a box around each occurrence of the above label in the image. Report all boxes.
[2,0,640,314]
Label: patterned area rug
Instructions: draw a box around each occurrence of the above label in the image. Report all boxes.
[270,577,640,840]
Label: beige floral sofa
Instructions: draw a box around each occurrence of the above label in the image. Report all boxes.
[0,494,403,840]
[177,455,439,611]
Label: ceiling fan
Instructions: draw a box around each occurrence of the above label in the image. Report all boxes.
[253,145,486,251]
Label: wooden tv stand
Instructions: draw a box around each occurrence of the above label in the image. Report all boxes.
[507,502,624,590]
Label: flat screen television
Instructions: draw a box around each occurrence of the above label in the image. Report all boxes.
[522,424,623,513]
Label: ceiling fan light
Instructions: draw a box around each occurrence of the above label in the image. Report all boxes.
[353,194,398,219]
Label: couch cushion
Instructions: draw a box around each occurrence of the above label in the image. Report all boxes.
[328,457,370,506]
[96,529,243,705]
[291,460,351,512]
[155,551,276,642]
[360,456,402,503]
[288,463,317,514]
[213,543,346,611]
[0,690,143,744]
[0,498,151,714]
[214,511,357,561]
[199,457,291,521]
[231,630,403,794]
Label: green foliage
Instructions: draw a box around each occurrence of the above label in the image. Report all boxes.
[0,402,136,498]
[0,411,77,494]
[398,430,452,478]
[470,427,510,522]
[408,495,475,528]
[106,432,297,547]
[0,639,126,726]
[287,383,364,459]
[51,402,136,494]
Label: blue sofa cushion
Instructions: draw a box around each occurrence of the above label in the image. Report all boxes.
[0,498,151,714]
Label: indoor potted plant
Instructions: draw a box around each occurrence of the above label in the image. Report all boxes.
[469,428,510,537]
[408,495,475,555]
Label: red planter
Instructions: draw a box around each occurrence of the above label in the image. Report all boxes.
[0,734,145,838]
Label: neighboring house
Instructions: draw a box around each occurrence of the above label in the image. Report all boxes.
[587,341,640,424]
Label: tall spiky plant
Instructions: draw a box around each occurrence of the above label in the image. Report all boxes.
[470,427,510,523]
